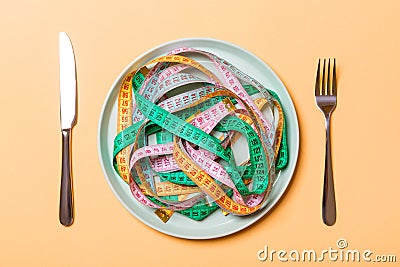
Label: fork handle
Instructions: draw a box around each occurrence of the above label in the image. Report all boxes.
[322,116,336,226]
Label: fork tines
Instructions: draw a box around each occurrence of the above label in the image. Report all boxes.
[315,58,337,96]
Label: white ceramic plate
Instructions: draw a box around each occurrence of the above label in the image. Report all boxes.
[98,38,299,239]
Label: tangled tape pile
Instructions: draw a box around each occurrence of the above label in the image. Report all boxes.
[113,47,288,222]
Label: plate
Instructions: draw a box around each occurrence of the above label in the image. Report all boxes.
[98,38,299,239]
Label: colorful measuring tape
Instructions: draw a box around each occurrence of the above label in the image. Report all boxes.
[112,47,289,222]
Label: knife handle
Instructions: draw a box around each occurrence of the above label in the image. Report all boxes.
[60,129,74,226]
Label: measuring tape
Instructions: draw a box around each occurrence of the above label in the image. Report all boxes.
[113,47,289,222]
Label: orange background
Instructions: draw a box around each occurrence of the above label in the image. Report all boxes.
[1,0,399,266]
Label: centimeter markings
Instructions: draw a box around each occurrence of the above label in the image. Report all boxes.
[112,48,289,221]
[115,72,134,183]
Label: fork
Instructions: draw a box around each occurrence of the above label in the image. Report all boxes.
[315,58,337,226]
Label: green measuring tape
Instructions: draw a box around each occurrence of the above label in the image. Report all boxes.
[113,49,289,221]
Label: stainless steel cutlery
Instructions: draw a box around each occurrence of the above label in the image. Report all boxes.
[315,58,337,226]
[59,32,77,226]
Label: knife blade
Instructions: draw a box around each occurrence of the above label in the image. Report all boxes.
[59,32,77,226]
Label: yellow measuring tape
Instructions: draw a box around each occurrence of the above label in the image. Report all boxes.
[113,49,288,222]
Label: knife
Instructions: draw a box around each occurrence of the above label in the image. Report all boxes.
[59,32,77,226]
